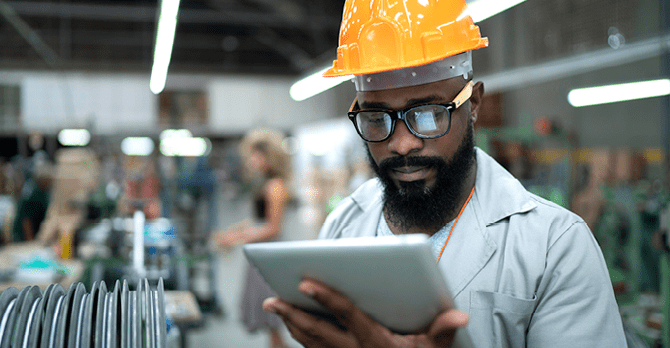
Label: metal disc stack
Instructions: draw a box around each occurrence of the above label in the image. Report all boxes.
[0,278,166,348]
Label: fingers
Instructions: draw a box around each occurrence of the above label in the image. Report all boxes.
[427,310,469,347]
[263,297,358,348]
[298,280,366,326]
[265,283,464,348]
[298,279,392,347]
[298,280,357,317]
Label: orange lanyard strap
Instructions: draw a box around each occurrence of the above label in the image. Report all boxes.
[436,186,475,263]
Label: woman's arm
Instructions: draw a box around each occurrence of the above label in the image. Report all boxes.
[216,178,289,247]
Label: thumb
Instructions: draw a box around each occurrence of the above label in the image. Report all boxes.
[427,310,469,347]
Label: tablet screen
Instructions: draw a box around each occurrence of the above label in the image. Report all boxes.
[243,234,454,333]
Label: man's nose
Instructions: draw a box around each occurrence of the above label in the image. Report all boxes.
[387,119,423,156]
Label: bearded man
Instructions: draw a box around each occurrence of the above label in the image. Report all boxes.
[263,0,627,346]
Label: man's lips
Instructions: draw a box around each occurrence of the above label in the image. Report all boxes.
[390,166,432,181]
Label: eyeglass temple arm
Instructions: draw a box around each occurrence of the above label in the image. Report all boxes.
[348,97,359,113]
[453,80,474,109]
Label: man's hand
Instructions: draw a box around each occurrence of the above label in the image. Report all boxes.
[262,279,468,348]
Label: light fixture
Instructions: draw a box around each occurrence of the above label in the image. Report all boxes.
[568,79,670,107]
[463,0,527,23]
[150,0,181,95]
[121,137,155,156]
[289,0,524,101]
[290,67,353,102]
[159,128,192,140]
[160,137,211,157]
[58,129,91,146]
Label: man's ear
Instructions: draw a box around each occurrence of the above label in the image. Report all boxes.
[469,81,485,123]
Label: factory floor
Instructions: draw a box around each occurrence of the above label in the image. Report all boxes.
[186,191,319,348]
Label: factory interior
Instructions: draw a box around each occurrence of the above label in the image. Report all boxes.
[0,0,669,347]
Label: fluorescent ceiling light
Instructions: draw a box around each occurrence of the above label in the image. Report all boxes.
[568,79,670,107]
[159,128,192,140]
[464,0,527,23]
[150,0,181,95]
[160,137,211,157]
[58,129,90,146]
[290,67,352,101]
[290,0,523,101]
[121,137,155,156]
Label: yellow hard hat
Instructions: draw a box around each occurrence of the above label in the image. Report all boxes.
[324,0,489,78]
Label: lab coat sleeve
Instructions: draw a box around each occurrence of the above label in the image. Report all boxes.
[526,220,627,347]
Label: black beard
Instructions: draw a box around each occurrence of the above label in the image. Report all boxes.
[367,121,476,232]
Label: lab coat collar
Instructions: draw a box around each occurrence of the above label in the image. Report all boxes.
[438,148,536,298]
[346,147,536,226]
[340,179,384,238]
[473,147,537,226]
[350,178,384,214]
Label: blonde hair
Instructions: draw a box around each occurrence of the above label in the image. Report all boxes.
[239,128,292,181]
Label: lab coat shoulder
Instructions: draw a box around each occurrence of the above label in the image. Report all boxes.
[524,195,627,347]
[318,178,384,240]
[472,147,590,257]
[464,149,626,347]
[532,191,587,237]
[505,190,590,252]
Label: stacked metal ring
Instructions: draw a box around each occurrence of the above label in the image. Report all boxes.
[0,278,167,348]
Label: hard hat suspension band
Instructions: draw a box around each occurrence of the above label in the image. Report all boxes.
[353,52,473,92]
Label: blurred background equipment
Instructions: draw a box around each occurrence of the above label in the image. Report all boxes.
[0,278,169,348]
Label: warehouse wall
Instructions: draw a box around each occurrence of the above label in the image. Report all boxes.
[21,73,156,133]
[207,75,341,135]
[0,70,343,135]
[501,57,664,149]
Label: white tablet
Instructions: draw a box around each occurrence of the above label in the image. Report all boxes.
[243,234,454,334]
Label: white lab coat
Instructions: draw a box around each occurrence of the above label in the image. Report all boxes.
[318,148,627,347]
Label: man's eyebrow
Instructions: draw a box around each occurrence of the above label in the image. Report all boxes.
[405,95,443,106]
[359,101,391,109]
[359,95,444,110]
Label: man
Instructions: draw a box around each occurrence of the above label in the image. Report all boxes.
[263,0,628,346]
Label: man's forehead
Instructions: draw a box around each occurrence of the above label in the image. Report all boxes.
[358,78,466,109]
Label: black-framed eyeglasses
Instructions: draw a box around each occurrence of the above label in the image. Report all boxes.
[347,81,474,142]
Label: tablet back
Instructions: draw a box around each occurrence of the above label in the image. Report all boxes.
[243,234,454,333]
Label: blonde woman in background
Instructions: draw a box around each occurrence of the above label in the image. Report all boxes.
[217,129,291,348]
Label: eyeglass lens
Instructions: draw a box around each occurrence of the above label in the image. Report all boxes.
[355,105,451,141]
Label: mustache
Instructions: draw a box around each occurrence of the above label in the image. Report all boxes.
[378,156,445,172]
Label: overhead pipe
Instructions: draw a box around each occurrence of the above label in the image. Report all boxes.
[0,0,59,67]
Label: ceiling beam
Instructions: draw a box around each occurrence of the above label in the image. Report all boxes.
[0,28,283,53]
[0,0,59,67]
[255,28,315,71]
[4,1,339,29]
[242,0,305,24]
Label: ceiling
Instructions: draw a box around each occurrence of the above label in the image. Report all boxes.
[0,0,345,76]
